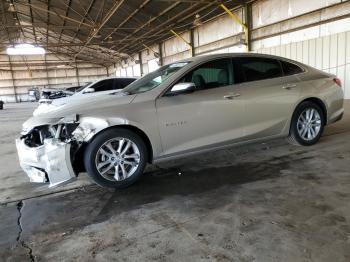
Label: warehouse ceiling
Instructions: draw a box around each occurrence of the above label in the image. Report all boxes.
[0,0,248,66]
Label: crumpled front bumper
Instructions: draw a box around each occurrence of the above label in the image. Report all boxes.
[16,138,76,187]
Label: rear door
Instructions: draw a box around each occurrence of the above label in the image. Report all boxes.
[235,57,302,140]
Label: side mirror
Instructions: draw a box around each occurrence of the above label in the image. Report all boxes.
[83,87,95,94]
[166,82,196,96]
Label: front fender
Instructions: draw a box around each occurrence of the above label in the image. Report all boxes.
[72,116,161,160]
[72,116,123,142]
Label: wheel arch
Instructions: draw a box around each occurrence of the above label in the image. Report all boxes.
[285,97,328,137]
[294,97,328,123]
[94,125,154,163]
[286,97,327,146]
[72,124,154,174]
[302,97,328,124]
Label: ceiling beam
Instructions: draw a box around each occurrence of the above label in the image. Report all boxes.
[103,0,151,41]
[58,0,72,44]
[72,0,125,61]
[28,0,37,44]
[1,24,144,30]
[71,0,95,43]
[118,1,206,53]
[14,1,95,28]
[112,1,181,53]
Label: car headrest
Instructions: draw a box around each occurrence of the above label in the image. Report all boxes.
[218,69,229,85]
[192,74,206,89]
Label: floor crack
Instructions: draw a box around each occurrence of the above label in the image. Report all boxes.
[16,200,35,262]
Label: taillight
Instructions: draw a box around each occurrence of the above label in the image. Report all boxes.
[333,78,342,87]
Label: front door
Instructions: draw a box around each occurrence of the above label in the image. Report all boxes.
[155,58,244,157]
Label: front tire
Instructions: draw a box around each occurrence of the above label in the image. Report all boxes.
[288,101,325,146]
[84,128,148,188]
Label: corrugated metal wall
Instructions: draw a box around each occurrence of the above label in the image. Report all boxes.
[255,30,350,99]
[115,0,350,101]
[115,8,244,77]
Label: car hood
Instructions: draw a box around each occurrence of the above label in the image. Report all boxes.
[52,89,120,106]
[33,90,124,116]
[25,92,136,132]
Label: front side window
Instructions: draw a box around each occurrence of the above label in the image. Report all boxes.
[93,79,115,92]
[237,57,283,83]
[115,78,136,90]
[176,58,234,91]
[124,62,189,94]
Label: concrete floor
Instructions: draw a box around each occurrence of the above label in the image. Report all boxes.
[0,101,350,262]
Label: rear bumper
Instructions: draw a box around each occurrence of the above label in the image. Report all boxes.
[16,138,76,187]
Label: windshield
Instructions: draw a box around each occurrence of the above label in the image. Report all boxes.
[123,62,189,94]
[75,82,92,93]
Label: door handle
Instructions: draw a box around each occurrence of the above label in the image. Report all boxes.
[224,93,241,100]
[282,84,298,90]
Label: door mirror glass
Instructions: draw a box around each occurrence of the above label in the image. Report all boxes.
[167,82,195,96]
[83,87,95,94]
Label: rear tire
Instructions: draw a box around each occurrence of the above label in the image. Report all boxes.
[288,101,325,146]
[84,128,148,188]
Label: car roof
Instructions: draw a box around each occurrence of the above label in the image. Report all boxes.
[177,52,303,65]
[100,76,137,80]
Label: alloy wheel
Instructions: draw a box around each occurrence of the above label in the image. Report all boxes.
[297,108,322,141]
[95,138,141,181]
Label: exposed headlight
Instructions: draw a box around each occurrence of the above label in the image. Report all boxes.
[21,115,80,147]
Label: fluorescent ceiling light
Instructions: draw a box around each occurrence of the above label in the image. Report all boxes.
[7,44,45,55]
[8,3,15,12]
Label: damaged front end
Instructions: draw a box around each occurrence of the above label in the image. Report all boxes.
[16,117,82,187]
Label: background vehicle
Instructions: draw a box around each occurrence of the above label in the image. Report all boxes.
[39,88,74,103]
[39,77,136,104]
[34,77,137,115]
[17,54,344,189]
[73,77,137,97]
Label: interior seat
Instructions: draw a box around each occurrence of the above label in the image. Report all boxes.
[192,74,206,90]
[218,69,229,86]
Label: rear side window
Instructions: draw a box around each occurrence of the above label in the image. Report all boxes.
[281,61,304,76]
[236,57,283,83]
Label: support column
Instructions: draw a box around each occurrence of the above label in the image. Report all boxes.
[8,56,18,102]
[244,3,253,52]
[170,29,193,57]
[75,60,80,86]
[158,43,164,66]
[44,54,50,88]
[220,4,249,52]
[190,29,195,57]
[138,52,143,76]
